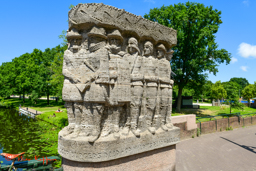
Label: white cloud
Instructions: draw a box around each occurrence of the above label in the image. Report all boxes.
[144,0,155,3]
[238,42,256,58]
[240,66,248,71]
[231,57,238,63]
[243,0,249,6]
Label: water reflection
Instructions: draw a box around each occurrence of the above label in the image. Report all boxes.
[0,109,48,167]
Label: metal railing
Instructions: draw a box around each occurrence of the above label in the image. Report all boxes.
[196,112,256,134]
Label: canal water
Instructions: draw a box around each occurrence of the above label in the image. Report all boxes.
[0,108,52,168]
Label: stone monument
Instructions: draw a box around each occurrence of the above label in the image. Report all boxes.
[58,3,179,171]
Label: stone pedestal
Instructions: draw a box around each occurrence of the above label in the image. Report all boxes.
[62,144,176,171]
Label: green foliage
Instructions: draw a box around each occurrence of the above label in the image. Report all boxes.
[58,30,68,47]
[242,84,256,107]
[222,81,239,99]
[0,45,66,104]
[144,2,231,112]
[211,81,227,100]
[226,126,233,131]
[30,90,39,105]
[222,81,243,113]
[229,77,249,93]
[197,128,200,137]
[49,46,67,99]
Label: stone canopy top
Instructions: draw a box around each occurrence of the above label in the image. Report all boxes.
[68,3,177,49]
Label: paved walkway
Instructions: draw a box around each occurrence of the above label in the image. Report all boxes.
[176,125,256,171]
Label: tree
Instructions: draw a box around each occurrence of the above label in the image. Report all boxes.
[144,2,231,112]
[49,45,67,100]
[222,81,240,99]
[223,81,242,113]
[242,84,256,107]
[211,81,227,101]
[202,80,213,101]
[13,53,35,103]
[229,77,249,97]
[0,62,16,98]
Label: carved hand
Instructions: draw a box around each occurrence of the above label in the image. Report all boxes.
[170,79,174,85]
[131,74,143,81]
[159,77,170,84]
[144,76,158,82]
[73,77,81,84]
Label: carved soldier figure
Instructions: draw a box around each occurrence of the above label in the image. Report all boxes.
[101,29,130,138]
[139,41,158,134]
[152,44,172,131]
[83,26,110,142]
[62,28,87,137]
[123,37,143,137]
[165,49,175,129]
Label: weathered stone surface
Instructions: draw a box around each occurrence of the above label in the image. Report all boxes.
[68,3,177,49]
[59,3,179,163]
[59,127,179,162]
[62,144,177,171]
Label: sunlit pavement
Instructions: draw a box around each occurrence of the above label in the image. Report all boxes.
[176,125,256,171]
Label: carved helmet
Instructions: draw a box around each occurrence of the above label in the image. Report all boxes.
[157,44,167,52]
[166,50,174,61]
[107,29,123,42]
[88,26,107,39]
[144,41,154,55]
[66,28,82,40]
[127,37,140,54]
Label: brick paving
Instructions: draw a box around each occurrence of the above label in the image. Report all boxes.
[176,125,256,171]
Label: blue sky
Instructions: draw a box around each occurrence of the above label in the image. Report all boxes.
[1,0,255,84]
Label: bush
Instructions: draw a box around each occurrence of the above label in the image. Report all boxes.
[197,128,200,136]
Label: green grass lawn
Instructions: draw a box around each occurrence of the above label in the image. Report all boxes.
[172,105,256,123]
[3,97,256,125]
[1,97,67,127]
[1,97,64,109]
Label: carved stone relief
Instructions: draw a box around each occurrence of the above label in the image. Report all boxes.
[59,3,179,162]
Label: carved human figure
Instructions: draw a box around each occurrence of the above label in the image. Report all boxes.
[139,41,158,134]
[101,29,130,138]
[83,26,110,142]
[62,28,88,137]
[166,50,175,129]
[123,37,143,137]
[152,44,172,131]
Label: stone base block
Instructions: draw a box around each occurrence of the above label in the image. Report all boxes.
[58,127,180,162]
[62,144,176,171]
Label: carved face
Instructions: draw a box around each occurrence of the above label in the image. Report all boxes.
[89,36,105,46]
[128,40,137,54]
[88,36,106,52]
[157,49,165,59]
[109,38,121,46]
[69,38,82,53]
[144,42,153,56]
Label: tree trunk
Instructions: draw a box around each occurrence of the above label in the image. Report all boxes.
[23,91,25,103]
[230,103,231,113]
[175,87,183,113]
[47,93,49,105]
[248,99,250,107]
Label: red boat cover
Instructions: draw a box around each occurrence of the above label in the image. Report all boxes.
[0,152,25,160]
